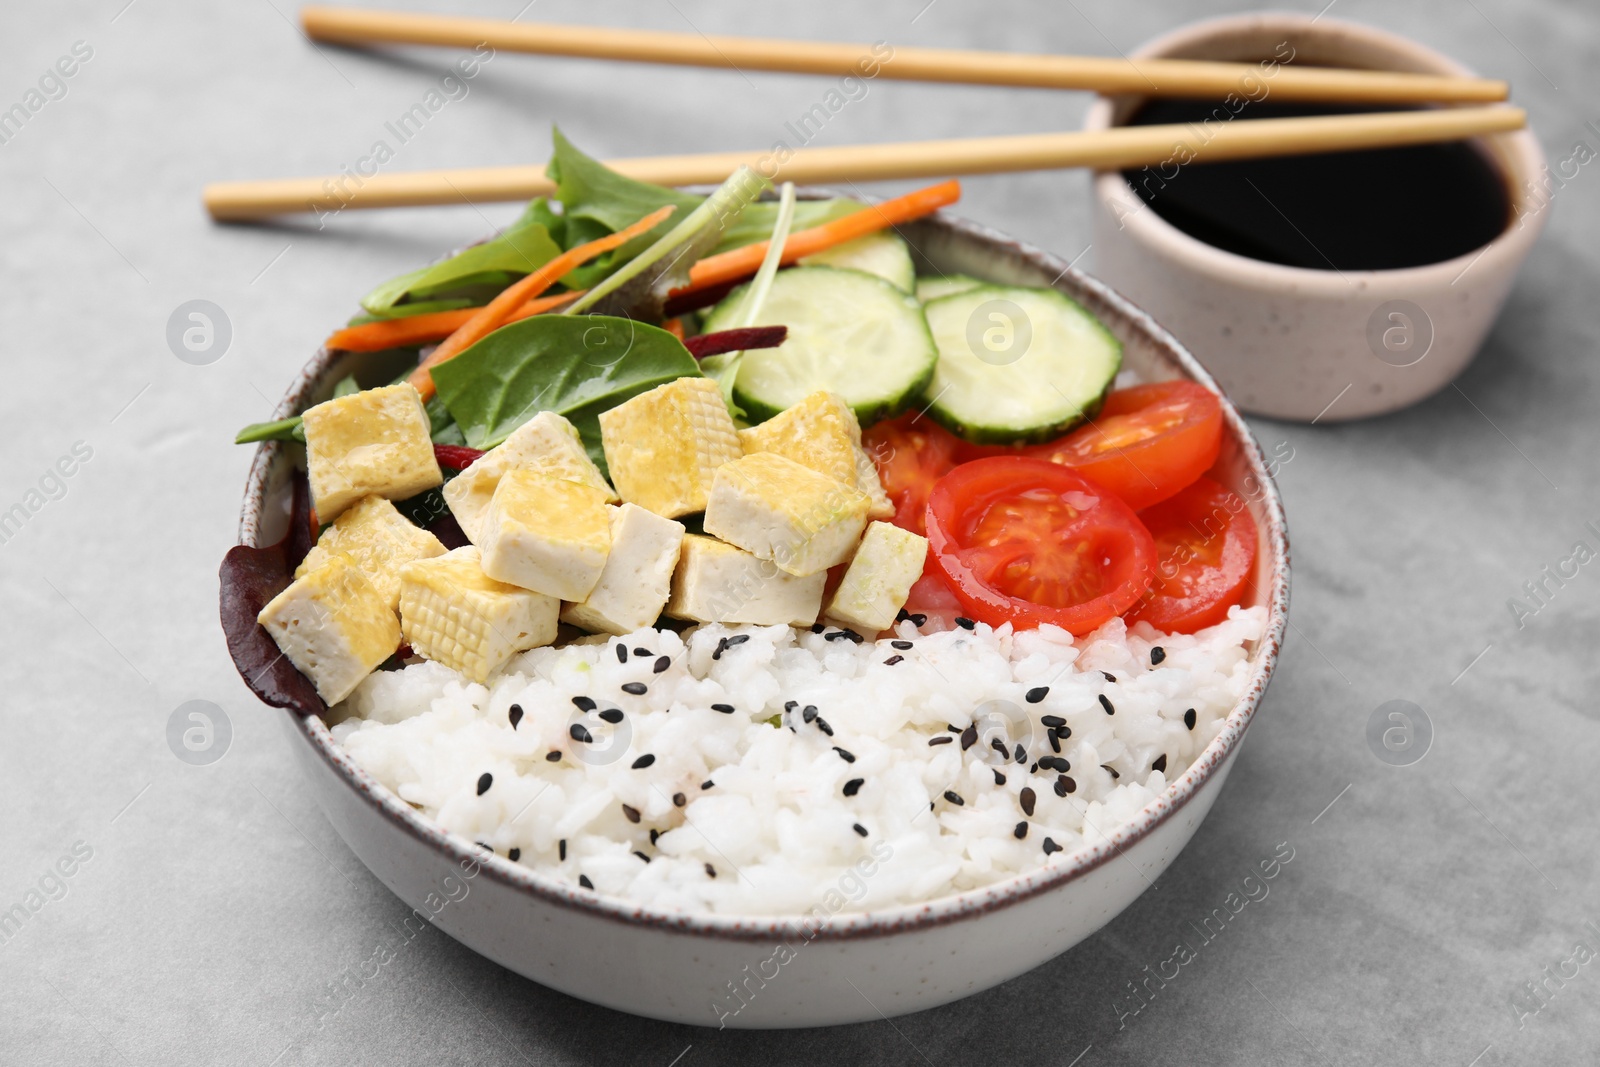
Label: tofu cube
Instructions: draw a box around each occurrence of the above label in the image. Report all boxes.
[257,554,401,705]
[561,504,686,636]
[301,383,443,522]
[478,471,612,601]
[704,453,870,577]
[665,535,825,627]
[825,521,930,634]
[295,495,446,611]
[599,377,741,518]
[737,390,860,486]
[398,547,559,684]
[443,411,616,544]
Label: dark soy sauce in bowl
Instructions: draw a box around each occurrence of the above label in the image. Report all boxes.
[1121,100,1512,271]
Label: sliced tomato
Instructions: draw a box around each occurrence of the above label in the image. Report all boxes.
[1022,381,1223,511]
[1125,476,1258,634]
[861,413,963,537]
[925,457,1155,634]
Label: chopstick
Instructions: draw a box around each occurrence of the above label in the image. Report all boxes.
[300,6,1509,104]
[203,106,1525,221]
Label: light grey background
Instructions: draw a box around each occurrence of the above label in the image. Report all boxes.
[2,1,1595,1064]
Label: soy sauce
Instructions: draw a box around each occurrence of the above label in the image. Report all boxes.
[1120,100,1511,271]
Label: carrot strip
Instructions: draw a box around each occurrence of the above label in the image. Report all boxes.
[661,317,686,340]
[408,204,677,399]
[675,179,961,296]
[326,290,583,353]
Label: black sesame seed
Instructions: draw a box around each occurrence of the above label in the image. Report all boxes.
[1061,775,1077,794]
[1053,725,1073,740]
[1020,787,1037,817]
[883,655,904,666]
[616,645,628,663]
[726,634,750,648]
[570,724,593,743]
[928,735,953,746]
[991,737,1010,757]
[993,769,1007,786]
[546,750,562,762]
[1101,671,1116,683]
[1152,754,1168,773]
[816,718,835,737]
[476,772,493,796]
[1054,776,1069,797]
[802,705,818,724]
[1043,837,1062,855]
[853,823,869,837]
[943,790,965,806]
[621,804,641,823]
[1043,756,1070,773]
[705,862,717,878]
[1025,686,1050,704]
[673,792,687,807]
[1103,764,1120,780]
[909,613,928,627]
[1040,714,1066,728]
[508,848,521,861]
[896,608,911,622]
[475,841,492,851]
[1029,762,1040,775]
[634,851,651,864]
[786,700,800,712]
[960,724,978,751]
[572,696,596,711]
[947,724,963,733]
[631,754,656,769]
[1014,821,1029,839]
[825,629,861,642]
[653,656,671,674]
[955,617,976,630]
[1099,694,1115,715]
[1048,732,1061,754]
[701,780,714,790]
[843,778,864,797]
[1151,646,1166,666]
[578,874,593,889]
[649,828,660,845]
[508,704,524,728]
[1014,743,1027,764]
[810,623,826,633]
[712,703,736,714]
[891,640,913,650]
[599,708,624,724]
[833,747,857,763]
[621,682,648,696]
[559,839,567,861]
[1184,708,1197,730]
[634,646,652,657]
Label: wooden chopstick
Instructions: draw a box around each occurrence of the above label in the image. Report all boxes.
[300,5,1509,104]
[204,106,1525,221]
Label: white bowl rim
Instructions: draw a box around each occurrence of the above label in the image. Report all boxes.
[1082,11,1549,295]
[238,206,1291,943]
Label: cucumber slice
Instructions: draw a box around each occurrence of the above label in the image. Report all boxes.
[799,231,916,292]
[914,274,984,303]
[705,266,937,425]
[921,285,1121,444]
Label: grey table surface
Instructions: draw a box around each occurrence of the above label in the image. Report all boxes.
[3,0,1596,1063]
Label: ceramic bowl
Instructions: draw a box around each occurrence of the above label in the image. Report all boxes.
[235,206,1290,1028]
[1084,13,1548,422]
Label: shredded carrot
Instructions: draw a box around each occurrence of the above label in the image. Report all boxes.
[408,204,677,400]
[661,317,686,340]
[325,290,583,353]
[675,179,961,296]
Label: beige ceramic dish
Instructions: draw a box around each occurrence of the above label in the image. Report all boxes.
[1085,13,1548,422]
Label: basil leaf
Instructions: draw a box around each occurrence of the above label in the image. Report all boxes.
[359,200,562,314]
[430,314,700,462]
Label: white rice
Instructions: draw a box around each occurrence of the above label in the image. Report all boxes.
[333,608,1266,915]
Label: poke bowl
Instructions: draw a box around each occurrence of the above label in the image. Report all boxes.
[224,166,1289,1028]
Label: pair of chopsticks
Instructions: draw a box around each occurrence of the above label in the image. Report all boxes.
[202,6,1523,221]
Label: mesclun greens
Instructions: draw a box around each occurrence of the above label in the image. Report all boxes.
[429,315,701,465]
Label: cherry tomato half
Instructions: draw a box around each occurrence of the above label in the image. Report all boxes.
[925,457,1155,634]
[1125,476,1258,634]
[862,413,963,538]
[1023,381,1223,511]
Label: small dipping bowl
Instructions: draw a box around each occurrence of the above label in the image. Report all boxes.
[1084,13,1548,422]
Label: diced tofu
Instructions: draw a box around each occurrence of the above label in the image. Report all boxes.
[398,547,559,684]
[295,495,446,611]
[825,521,930,633]
[704,452,870,577]
[737,391,860,486]
[443,411,616,544]
[599,377,741,518]
[665,535,825,627]
[257,555,401,705]
[478,471,611,601]
[301,383,442,522]
[853,443,895,521]
[561,504,686,636]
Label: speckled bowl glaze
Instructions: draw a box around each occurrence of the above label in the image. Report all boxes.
[1084,14,1548,422]
[237,206,1290,1028]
